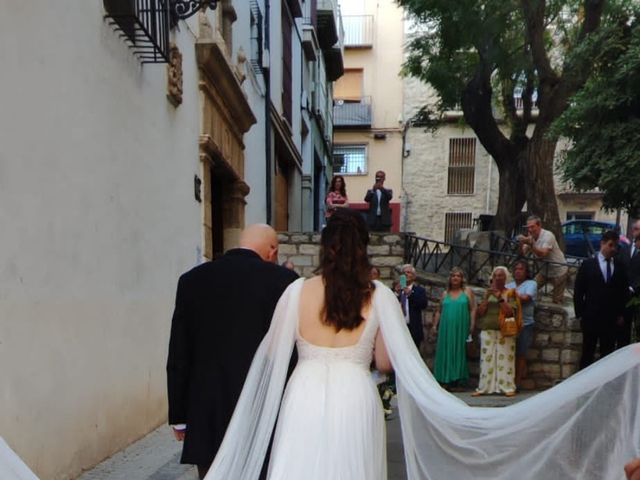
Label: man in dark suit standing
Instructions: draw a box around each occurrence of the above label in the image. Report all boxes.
[364,170,393,232]
[397,264,428,348]
[167,224,298,479]
[574,230,629,370]
[617,219,640,348]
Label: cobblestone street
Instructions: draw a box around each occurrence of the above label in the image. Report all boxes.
[80,392,535,480]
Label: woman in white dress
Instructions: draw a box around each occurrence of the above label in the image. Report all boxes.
[268,208,391,479]
[205,208,640,480]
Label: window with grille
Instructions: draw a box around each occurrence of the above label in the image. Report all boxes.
[447,138,476,195]
[332,145,367,175]
[444,212,473,243]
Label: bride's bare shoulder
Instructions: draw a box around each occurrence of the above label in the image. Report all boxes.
[302,275,324,289]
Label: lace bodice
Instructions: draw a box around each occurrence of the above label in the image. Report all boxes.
[296,311,379,369]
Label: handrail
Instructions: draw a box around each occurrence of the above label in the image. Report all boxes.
[403,233,582,298]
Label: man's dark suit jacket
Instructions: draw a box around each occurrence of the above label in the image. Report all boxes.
[630,253,640,293]
[166,249,298,467]
[619,243,640,291]
[398,284,428,346]
[364,187,393,229]
[574,256,628,326]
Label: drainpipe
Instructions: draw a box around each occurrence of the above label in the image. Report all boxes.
[265,0,272,224]
[400,121,410,232]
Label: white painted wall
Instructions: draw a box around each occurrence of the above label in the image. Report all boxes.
[236,0,269,224]
[0,2,207,478]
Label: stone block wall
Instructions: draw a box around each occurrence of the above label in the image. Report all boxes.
[277,232,405,282]
[278,231,582,390]
[418,273,581,390]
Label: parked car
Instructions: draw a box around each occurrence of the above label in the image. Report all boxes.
[561,220,628,258]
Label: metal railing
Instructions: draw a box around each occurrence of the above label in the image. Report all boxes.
[104,0,171,64]
[342,15,374,47]
[404,233,582,297]
[333,96,372,127]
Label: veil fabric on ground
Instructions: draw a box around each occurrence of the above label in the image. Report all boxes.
[205,278,640,480]
[0,437,39,480]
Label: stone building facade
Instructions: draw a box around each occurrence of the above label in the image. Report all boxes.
[402,64,626,241]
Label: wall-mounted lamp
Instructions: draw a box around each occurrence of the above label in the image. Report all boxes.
[171,0,218,23]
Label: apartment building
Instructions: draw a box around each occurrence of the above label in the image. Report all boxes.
[332,0,405,231]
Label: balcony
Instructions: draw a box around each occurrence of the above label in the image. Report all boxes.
[323,47,344,81]
[342,15,373,48]
[317,0,339,49]
[103,0,170,63]
[333,96,372,128]
[301,18,319,61]
[286,0,303,18]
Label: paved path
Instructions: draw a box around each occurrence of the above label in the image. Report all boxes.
[80,392,537,480]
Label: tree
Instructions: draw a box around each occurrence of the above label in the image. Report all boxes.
[399,0,627,239]
[554,12,640,220]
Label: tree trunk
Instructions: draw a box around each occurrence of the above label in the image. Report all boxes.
[491,154,526,236]
[524,133,564,247]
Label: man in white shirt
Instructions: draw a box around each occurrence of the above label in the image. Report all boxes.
[517,215,568,304]
[364,170,393,232]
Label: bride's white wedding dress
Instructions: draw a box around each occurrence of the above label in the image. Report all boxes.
[206,278,640,480]
[267,302,385,479]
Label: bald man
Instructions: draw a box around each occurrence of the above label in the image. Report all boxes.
[167,224,298,479]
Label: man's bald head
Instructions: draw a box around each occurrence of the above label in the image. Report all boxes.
[239,224,279,263]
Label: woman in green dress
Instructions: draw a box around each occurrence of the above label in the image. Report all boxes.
[432,267,476,390]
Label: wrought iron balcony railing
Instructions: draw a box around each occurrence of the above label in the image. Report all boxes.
[104,0,171,63]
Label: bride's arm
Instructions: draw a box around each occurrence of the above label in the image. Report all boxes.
[374,329,392,373]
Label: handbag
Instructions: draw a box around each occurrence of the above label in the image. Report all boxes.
[498,289,523,337]
[499,316,519,337]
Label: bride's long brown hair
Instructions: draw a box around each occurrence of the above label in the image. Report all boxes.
[319,208,374,330]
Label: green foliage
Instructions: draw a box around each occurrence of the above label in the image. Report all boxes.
[554,11,640,215]
[399,0,583,123]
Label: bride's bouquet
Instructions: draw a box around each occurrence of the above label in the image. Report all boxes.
[372,370,394,418]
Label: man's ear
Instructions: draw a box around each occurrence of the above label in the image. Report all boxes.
[268,246,279,264]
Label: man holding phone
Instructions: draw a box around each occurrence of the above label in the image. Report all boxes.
[364,170,393,232]
[397,264,428,348]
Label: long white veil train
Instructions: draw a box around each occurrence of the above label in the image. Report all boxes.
[0,437,39,480]
[206,278,640,479]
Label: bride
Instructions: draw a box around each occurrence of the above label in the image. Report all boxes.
[206,208,640,480]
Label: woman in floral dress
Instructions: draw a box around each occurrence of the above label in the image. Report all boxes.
[473,266,518,397]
